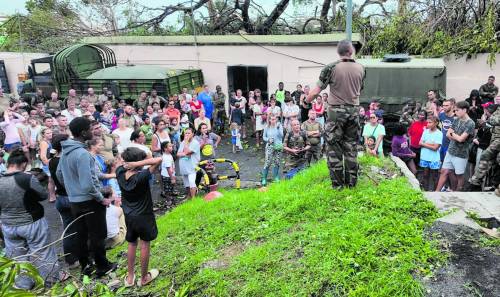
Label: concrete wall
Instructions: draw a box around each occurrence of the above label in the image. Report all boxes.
[0,52,49,95]
[444,54,500,100]
[108,44,339,97]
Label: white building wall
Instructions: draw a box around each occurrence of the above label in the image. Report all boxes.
[107,44,340,96]
[444,54,500,100]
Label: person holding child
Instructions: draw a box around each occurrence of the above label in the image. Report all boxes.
[362,113,386,157]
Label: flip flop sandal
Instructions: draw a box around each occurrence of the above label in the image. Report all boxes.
[137,269,159,287]
[124,274,136,288]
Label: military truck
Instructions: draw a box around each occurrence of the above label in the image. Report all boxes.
[23,44,204,100]
[359,55,446,113]
[358,55,447,152]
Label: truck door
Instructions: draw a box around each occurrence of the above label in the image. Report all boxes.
[30,57,55,97]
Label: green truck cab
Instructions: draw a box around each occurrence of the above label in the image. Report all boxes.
[24,44,204,101]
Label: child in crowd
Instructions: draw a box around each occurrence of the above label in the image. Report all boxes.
[103,186,126,250]
[116,147,162,287]
[391,123,417,174]
[365,136,377,156]
[28,116,42,168]
[230,122,242,153]
[140,116,154,146]
[160,141,177,206]
[419,116,442,191]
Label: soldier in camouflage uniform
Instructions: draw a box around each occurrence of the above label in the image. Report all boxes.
[468,104,500,189]
[306,40,365,189]
[479,76,498,103]
[399,100,422,128]
[284,119,310,172]
[302,109,323,164]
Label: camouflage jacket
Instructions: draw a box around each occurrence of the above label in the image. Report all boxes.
[487,108,500,140]
[399,106,421,127]
[479,83,499,101]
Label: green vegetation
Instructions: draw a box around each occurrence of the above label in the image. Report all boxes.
[112,156,443,296]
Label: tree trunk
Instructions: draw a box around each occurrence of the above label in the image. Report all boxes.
[241,0,253,33]
[398,0,406,15]
[256,0,290,34]
[319,0,331,33]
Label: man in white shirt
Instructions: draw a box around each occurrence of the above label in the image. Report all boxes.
[61,99,82,123]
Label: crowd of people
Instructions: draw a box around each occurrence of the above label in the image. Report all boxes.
[387,78,499,193]
[0,39,498,289]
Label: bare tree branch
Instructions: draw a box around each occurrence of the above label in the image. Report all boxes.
[256,0,290,34]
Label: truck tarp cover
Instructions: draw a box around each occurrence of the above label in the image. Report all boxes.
[359,58,446,108]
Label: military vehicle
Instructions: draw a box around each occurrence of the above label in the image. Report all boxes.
[359,55,446,113]
[358,55,447,152]
[23,44,204,100]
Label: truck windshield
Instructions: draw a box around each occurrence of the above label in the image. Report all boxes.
[33,63,51,75]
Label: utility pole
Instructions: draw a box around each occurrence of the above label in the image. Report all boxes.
[346,0,352,41]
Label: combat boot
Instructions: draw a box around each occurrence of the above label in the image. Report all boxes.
[261,168,268,186]
[272,166,280,182]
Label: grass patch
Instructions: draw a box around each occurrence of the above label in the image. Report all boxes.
[114,157,442,296]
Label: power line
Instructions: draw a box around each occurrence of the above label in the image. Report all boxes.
[237,32,326,66]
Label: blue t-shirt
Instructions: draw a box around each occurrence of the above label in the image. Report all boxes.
[198,92,214,119]
[420,129,442,162]
[438,112,454,148]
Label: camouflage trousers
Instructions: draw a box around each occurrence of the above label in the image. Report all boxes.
[285,153,307,172]
[264,144,283,169]
[469,138,500,185]
[324,105,360,188]
[305,144,322,165]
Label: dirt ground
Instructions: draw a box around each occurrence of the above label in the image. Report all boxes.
[423,221,500,297]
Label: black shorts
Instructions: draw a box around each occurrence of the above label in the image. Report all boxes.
[125,214,158,242]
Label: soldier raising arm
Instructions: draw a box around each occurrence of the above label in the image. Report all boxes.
[305,40,365,189]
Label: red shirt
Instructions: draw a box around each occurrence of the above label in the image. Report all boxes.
[164,107,180,120]
[408,120,427,148]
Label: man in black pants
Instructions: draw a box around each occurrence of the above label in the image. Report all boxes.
[57,117,116,277]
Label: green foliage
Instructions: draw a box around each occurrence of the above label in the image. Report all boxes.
[0,255,116,296]
[111,159,443,296]
[0,256,44,296]
[366,6,499,65]
[0,0,80,52]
